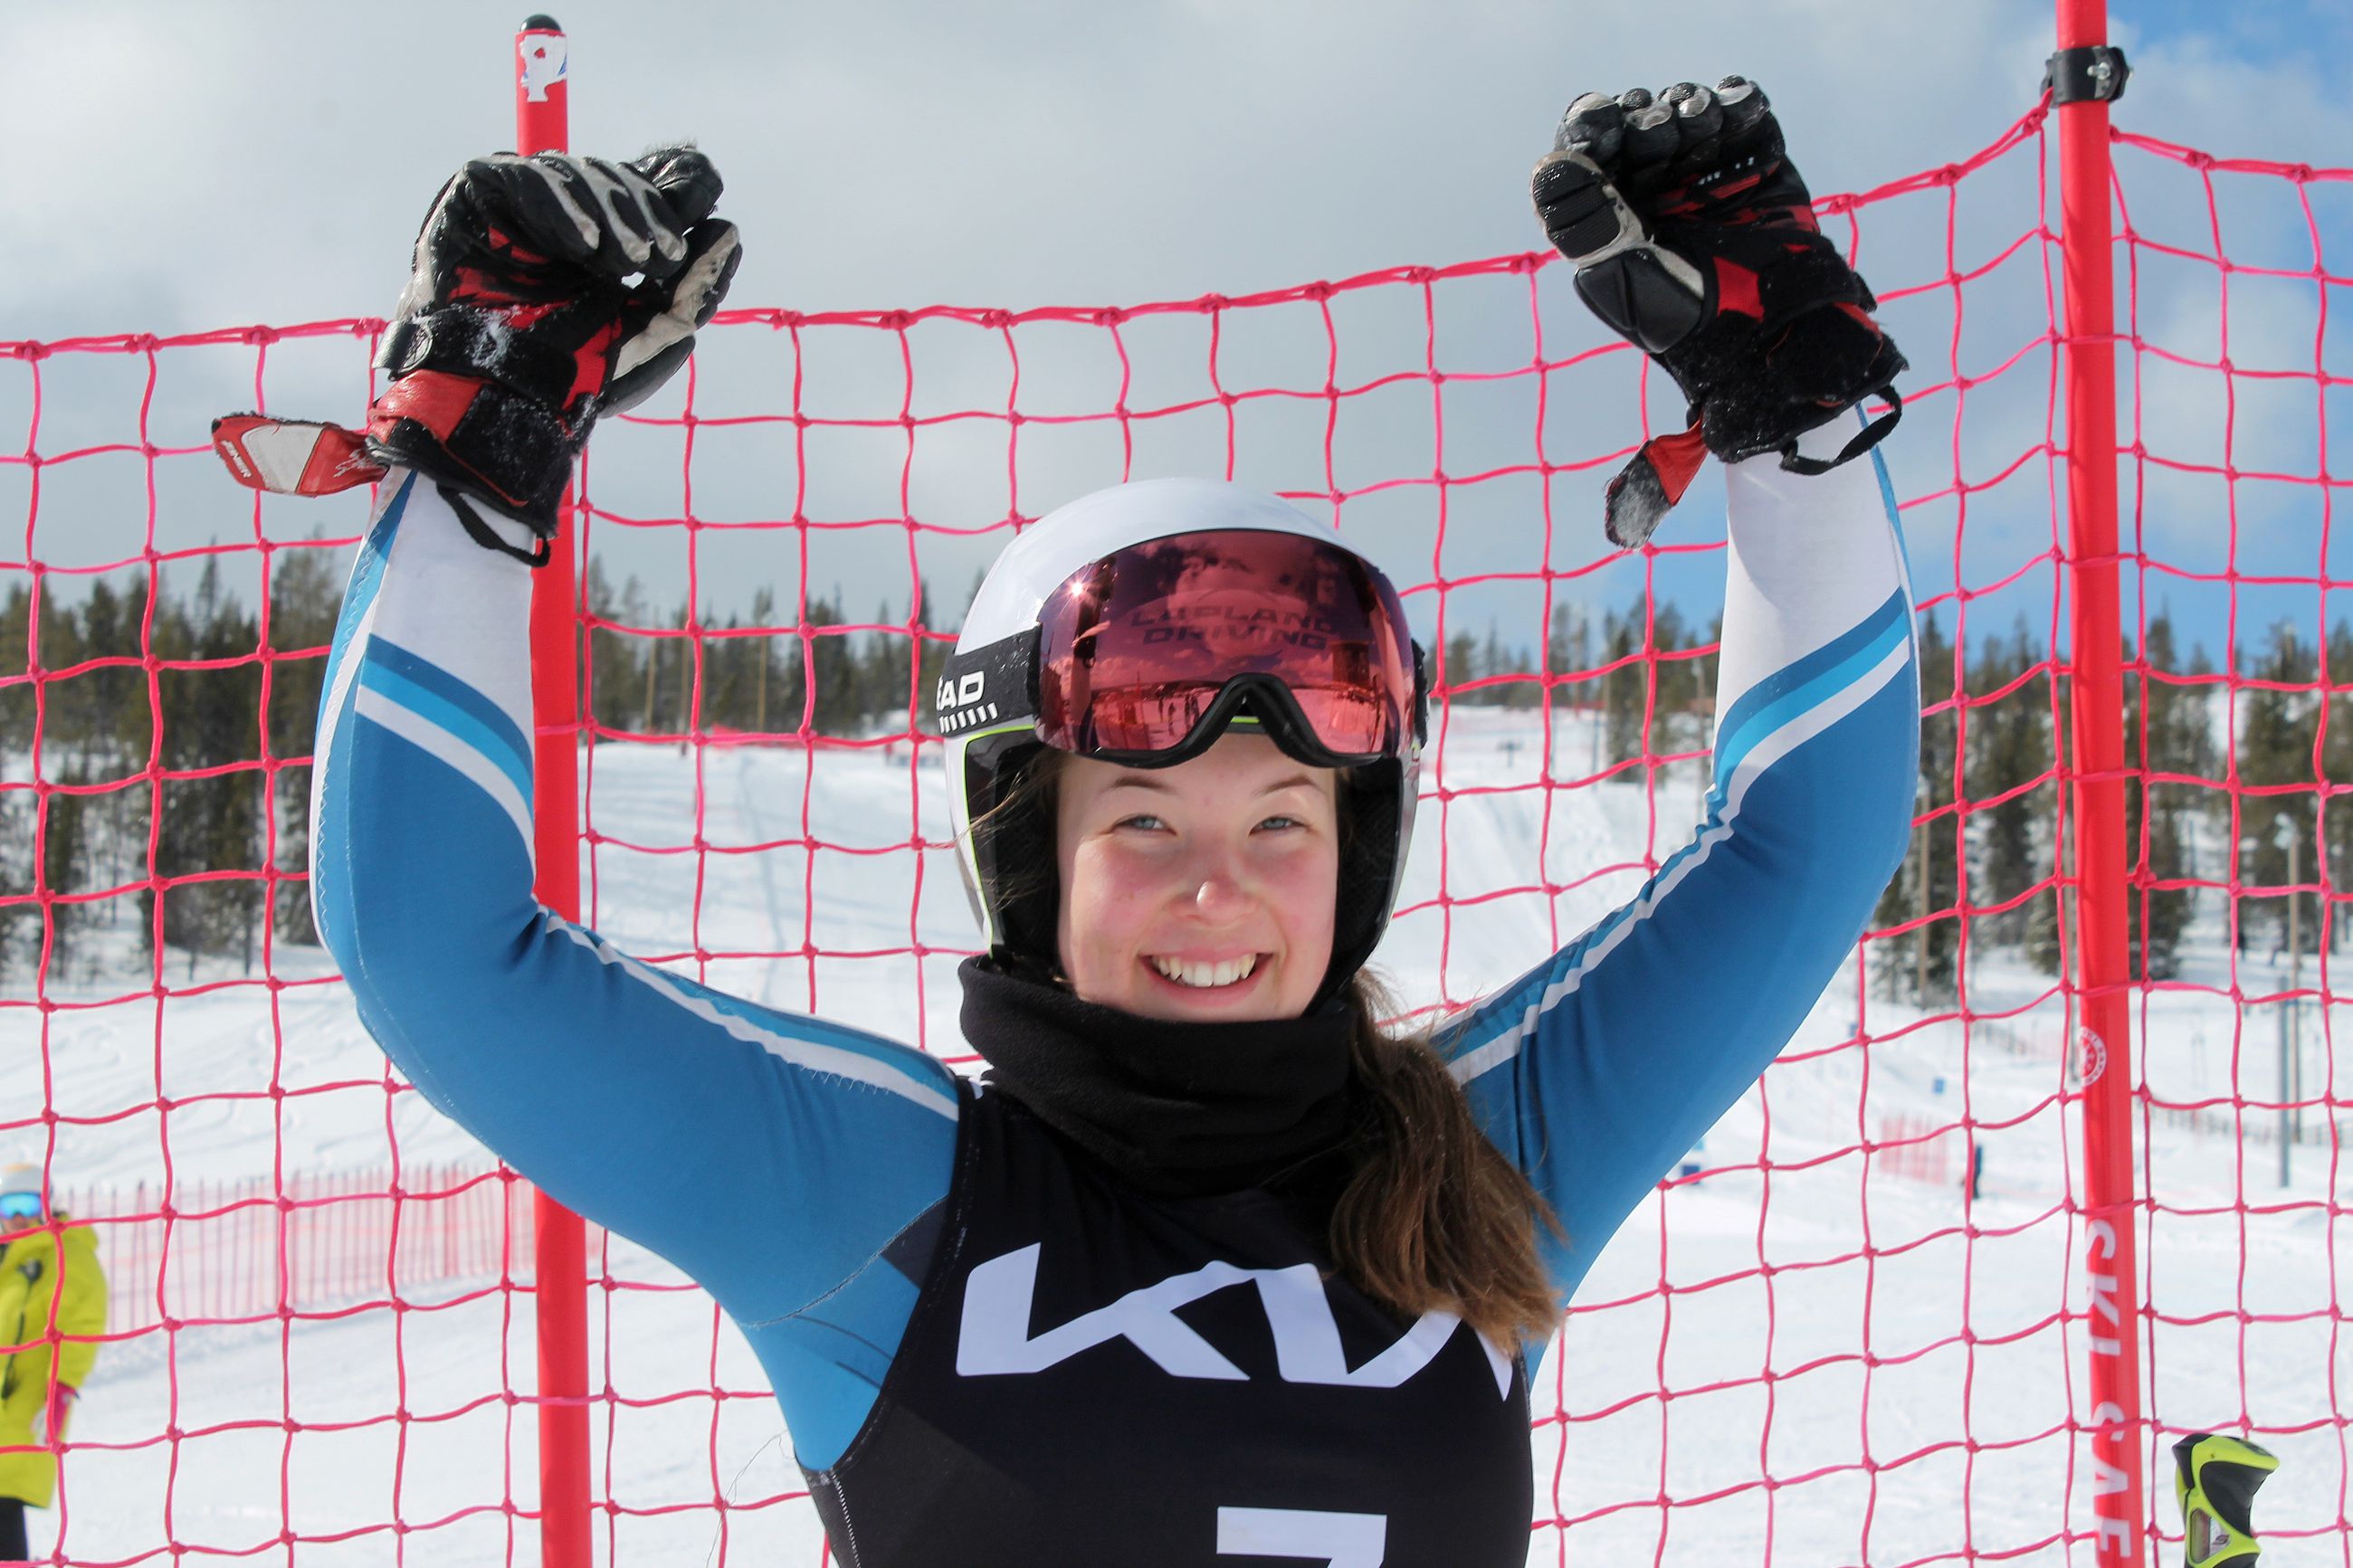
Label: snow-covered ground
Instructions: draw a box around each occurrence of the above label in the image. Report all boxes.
[4,707,2346,1565]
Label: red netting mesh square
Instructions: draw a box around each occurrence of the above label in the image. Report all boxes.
[0,107,2346,1565]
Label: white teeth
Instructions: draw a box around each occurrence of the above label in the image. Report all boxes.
[1149,954,1258,989]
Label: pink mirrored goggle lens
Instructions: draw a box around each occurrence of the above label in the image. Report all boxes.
[1034,530,1416,763]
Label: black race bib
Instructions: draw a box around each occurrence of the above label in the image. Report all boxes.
[807,1080,1535,1567]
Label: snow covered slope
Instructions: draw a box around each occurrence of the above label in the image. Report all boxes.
[4,708,2345,1564]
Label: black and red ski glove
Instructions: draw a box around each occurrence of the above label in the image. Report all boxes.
[1531,79,1906,547]
[214,147,740,560]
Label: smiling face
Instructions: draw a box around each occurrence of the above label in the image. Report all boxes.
[1053,732,1340,1022]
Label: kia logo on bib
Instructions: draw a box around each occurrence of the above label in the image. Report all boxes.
[955,1242,1514,1397]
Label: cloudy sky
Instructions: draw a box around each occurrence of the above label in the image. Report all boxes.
[4,0,2348,664]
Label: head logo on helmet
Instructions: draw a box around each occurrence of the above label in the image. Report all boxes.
[936,670,997,734]
[940,478,1426,1004]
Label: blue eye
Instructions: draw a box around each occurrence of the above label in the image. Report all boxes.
[1116,813,1167,832]
[1257,815,1302,832]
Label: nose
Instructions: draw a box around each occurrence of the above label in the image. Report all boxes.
[1191,857,1253,924]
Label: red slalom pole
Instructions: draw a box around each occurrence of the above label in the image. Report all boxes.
[2053,3,2147,1563]
[514,14,593,1568]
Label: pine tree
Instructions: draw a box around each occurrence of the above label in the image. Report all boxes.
[795,595,862,737]
[1477,622,1507,708]
[634,604,695,739]
[866,596,916,724]
[36,765,86,974]
[0,786,30,985]
[79,579,128,726]
[0,581,95,974]
[1442,624,1480,708]
[6,575,153,935]
[2125,613,2202,979]
[644,606,696,747]
[0,769,84,985]
[1602,606,1643,774]
[1545,601,1593,710]
[148,560,265,974]
[265,545,341,946]
[2235,620,2320,957]
[141,581,195,960]
[700,610,746,735]
[1968,620,2051,947]
[96,575,157,926]
[204,565,267,974]
[1650,603,1700,753]
[0,583,76,755]
[584,559,653,735]
[2131,789,2192,980]
[1497,638,1539,710]
[16,587,87,755]
[102,575,157,765]
[0,582,27,755]
[2322,620,2353,953]
[2143,613,2218,780]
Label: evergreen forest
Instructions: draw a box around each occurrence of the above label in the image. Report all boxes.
[3,555,2343,1005]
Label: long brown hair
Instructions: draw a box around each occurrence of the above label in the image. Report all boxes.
[976,749,1564,1345]
[1330,971,1562,1345]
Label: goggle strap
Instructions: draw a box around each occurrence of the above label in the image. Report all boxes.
[936,628,1040,736]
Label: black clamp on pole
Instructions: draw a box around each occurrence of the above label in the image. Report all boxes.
[2043,44,2130,104]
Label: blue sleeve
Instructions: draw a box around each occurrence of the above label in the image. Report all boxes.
[310,473,958,1470]
[1433,423,1920,1301]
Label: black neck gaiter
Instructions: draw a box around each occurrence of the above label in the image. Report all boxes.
[957,957,1358,1198]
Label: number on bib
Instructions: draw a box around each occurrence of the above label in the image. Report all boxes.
[1215,1506,1387,1566]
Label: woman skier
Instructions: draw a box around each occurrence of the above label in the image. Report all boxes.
[234,75,1919,1566]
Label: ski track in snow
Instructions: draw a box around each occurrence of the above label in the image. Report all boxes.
[4,708,2348,1564]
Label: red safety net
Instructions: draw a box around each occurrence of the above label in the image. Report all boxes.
[0,103,2346,1566]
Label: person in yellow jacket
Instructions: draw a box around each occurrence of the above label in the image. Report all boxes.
[0,1163,104,1563]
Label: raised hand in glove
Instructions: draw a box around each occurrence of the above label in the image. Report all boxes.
[214,147,742,561]
[1532,78,1906,546]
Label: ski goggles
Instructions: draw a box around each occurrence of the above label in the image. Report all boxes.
[0,1191,43,1221]
[938,528,1425,768]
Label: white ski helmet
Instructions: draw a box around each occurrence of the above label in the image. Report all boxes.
[939,478,1426,999]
